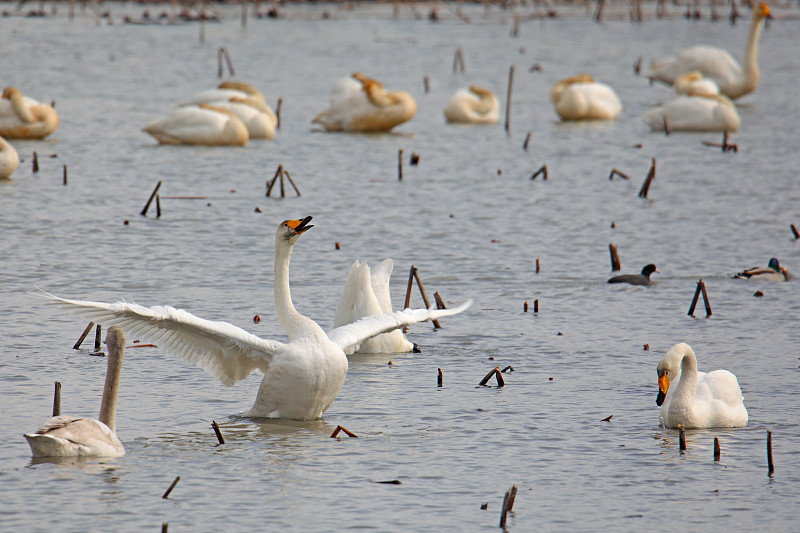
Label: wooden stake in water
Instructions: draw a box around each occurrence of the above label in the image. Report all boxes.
[479,367,504,387]
[275,98,282,129]
[533,299,539,313]
[688,280,711,317]
[141,181,162,216]
[217,47,235,78]
[767,430,774,476]
[678,424,686,452]
[62,164,67,186]
[73,322,96,349]
[499,485,518,528]
[433,291,446,310]
[714,437,720,461]
[523,301,528,313]
[504,65,515,135]
[437,368,443,387]
[530,164,548,180]
[330,425,358,438]
[211,420,225,445]
[423,75,430,93]
[32,151,39,173]
[52,381,61,417]
[403,266,415,310]
[452,48,465,73]
[535,258,540,273]
[700,281,712,316]
[608,168,629,180]
[398,149,403,181]
[156,194,161,219]
[412,268,441,329]
[523,131,531,151]
[162,476,180,499]
[94,324,102,351]
[609,244,621,272]
[638,158,656,198]
[790,224,799,240]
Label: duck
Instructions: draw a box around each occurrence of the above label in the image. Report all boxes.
[0,86,59,139]
[195,96,277,140]
[645,2,771,99]
[142,103,249,146]
[607,264,658,286]
[443,85,499,124]
[671,71,720,97]
[177,80,266,107]
[655,342,748,429]
[24,327,127,458]
[641,93,739,132]
[42,217,471,420]
[0,135,19,180]
[549,74,622,121]
[334,259,416,354]
[734,257,790,281]
[312,74,417,132]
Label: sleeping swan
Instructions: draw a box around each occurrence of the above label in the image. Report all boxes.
[550,74,622,121]
[0,135,19,180]
[443,85,499,124]
[142,103,249,146]
[641,93,739,132]
[655,343,748,429]
[0,86,59,139]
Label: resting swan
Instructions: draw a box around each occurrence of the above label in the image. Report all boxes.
[672,71,720,97]
[334,259,415,354]
[24,327,127,458]
[312,74,417,132]
[43,217,471,421]
[443,85,499,124]
[177,81,266,107]
[734,257,790,281]
[549,74,622,121]
[656,343,748,429]
[196,97,277,140]
[641,94,739,132]
[142,103,249,146]
[0,86,59,139]
[0,135,19,180]
[645,3,771,99]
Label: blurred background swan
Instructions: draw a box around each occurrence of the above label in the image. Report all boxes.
[671,71,720,97]
[550,74,622,121]
[0,135,19,180]
[641,93,739,132]
[443,85,499,124]
[142,103,249,146]
[196,97,276,140]
[177,80,266,107]
[0,86,59,139]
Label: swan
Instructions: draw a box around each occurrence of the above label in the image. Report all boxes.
[641,94,739,132]
[443,85,499,124]
[655,342,748,429]
[549,74,622,121]
[672,71,720,97]
[42,217,471,420]
[142,103,249,146]
[198,96,277,140]
[334,259,415,354]
[645,2,771,99]
[734,257,790,281]
[0,135,19,180]
[24,327,127,458]
[177,81,266,107]
[607,264,658,286]
[0,86,59,139]
[312,74,417,132]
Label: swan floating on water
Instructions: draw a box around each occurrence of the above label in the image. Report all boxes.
[334,259,416,354]
[196,97,277,140]
[0,86,59,140]
[642,93,739,133]
[549,74,622,121]
[443,85,499,124]
[607,264,658,286]
[142,103,249,146]
[655,342,748,429]
[0,135,20,180]
[177,81,267,107]
[734,257,790,281]
[671,71,720,97]
[24,327,127,458]
[312,73,417,132]
[645,2,771,99]
[43,217,471,420]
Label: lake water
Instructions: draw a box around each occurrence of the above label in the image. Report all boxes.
[1,2,799,531]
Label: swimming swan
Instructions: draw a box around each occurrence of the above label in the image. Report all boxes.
[443,85,499,124]
[655,342,748,429]
[42,217,471,420]
[549,74,622,121]
[641,94,739,132]
[312,75,417,132]
[645,3,771,99]
[0,86,59,139]
[734,257,790,281]
[198,97,277,139]
[24,327,127,458]
[0,135,19,180]
[334,259,415,354]
[177,81,267,107]
[142,103,249,146]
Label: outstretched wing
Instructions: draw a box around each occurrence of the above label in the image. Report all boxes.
[40,292,286,386]
[327,300,472,355]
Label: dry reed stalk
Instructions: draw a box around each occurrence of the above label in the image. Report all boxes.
[330,425,358,438]
[52,381,61,417]
[162,476,180,499]
[141,181,162,216]
[73,322,96,350]
[609,244,621,272]
[638,158,656,198]
[211,420,225,444]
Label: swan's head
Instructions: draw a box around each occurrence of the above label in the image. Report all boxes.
[2,86,21,99]
[656,343,693,405]
[277,216,314,243]
[641,264,659,278]
[756,2,770,20]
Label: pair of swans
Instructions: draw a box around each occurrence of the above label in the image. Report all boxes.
[656,343,748,429]
[645,2,771,100]
[734,257,791,281]
[549,74,622,121]
[25,327,127,458]
[443,85,499,124]
[0,135,19,180]
[0,86,59,140]
[44,217,471,425]
[312,73,417,132]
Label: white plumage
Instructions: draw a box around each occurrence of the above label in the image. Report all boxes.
[550,74,622,121]
[443,85,499,124]
[142,103,249,146]
[0,135,19,180]
[641,94,739,132]
[0,86,59,140]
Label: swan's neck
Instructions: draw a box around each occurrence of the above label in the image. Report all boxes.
[471,88,495,115]
[7,91,37,124]
[741,11,765,91]
[98,335,125,432]
[670,351,698,416]
[274,239,317,341]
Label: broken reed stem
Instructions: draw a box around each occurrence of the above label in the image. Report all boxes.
[638,157,656,198]
[156,194,161,218]
[162,523,168,533]
[437,368,443,387]
[275,98,282,129]
[412,268,442,329]
[452,48,465,73]
[283,170,301,196]
[767,430,774,476]
[217,46,235,78]
[279,168,285,197]
[199,18,205,44]
[403,266,415,310]
[479,367,505,387]
[94,324,102,351]
[522,131,531,151]
[266,165,282,197]
[700,280,712,316]
[211,420,225,445]
[52,381,61,417]
[533,299,539,313]
[688,280,708,317]
[62,164,67,185]
[524,301,528,312]
[499,485,518,528]
[398,149,403,181]
[535,258,540,273]
[609,244,621,272]
[790,224,799,239]
[141,181,162,216]
[593,0,605,21]
[241,0,247,27]
[162,476,180,499]
[32,151,39,173]
[73,322,96,349]
[423,75,430,93]
[608,168,629,180]
[530,164,547,180]
[678,425,686,451]
[433,291,446,310]
[504,65,515,135]
[714,436,721,461]
[330,425,358,438]
[663,116,670,135]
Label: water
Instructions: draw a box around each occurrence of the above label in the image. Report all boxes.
[1,3,799,531]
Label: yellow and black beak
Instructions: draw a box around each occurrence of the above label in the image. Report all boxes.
[656,374,669,406]
[286,216,314,235]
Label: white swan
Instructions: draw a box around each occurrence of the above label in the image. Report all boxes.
[0,86,59,139]
[655,343,748,429]
[549,74,622,121]
[42,217,471,421]
[645,2,771,99]
[24,327,127,458]
[334,259,415,354]
[197,97,277,140]
[443,85,499,124]
[0,135,19,180]
[312,74,417,133]
[177,81,266,107]
[672,71,720,97]
[641,94,740,132]
[142,103,249,146]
